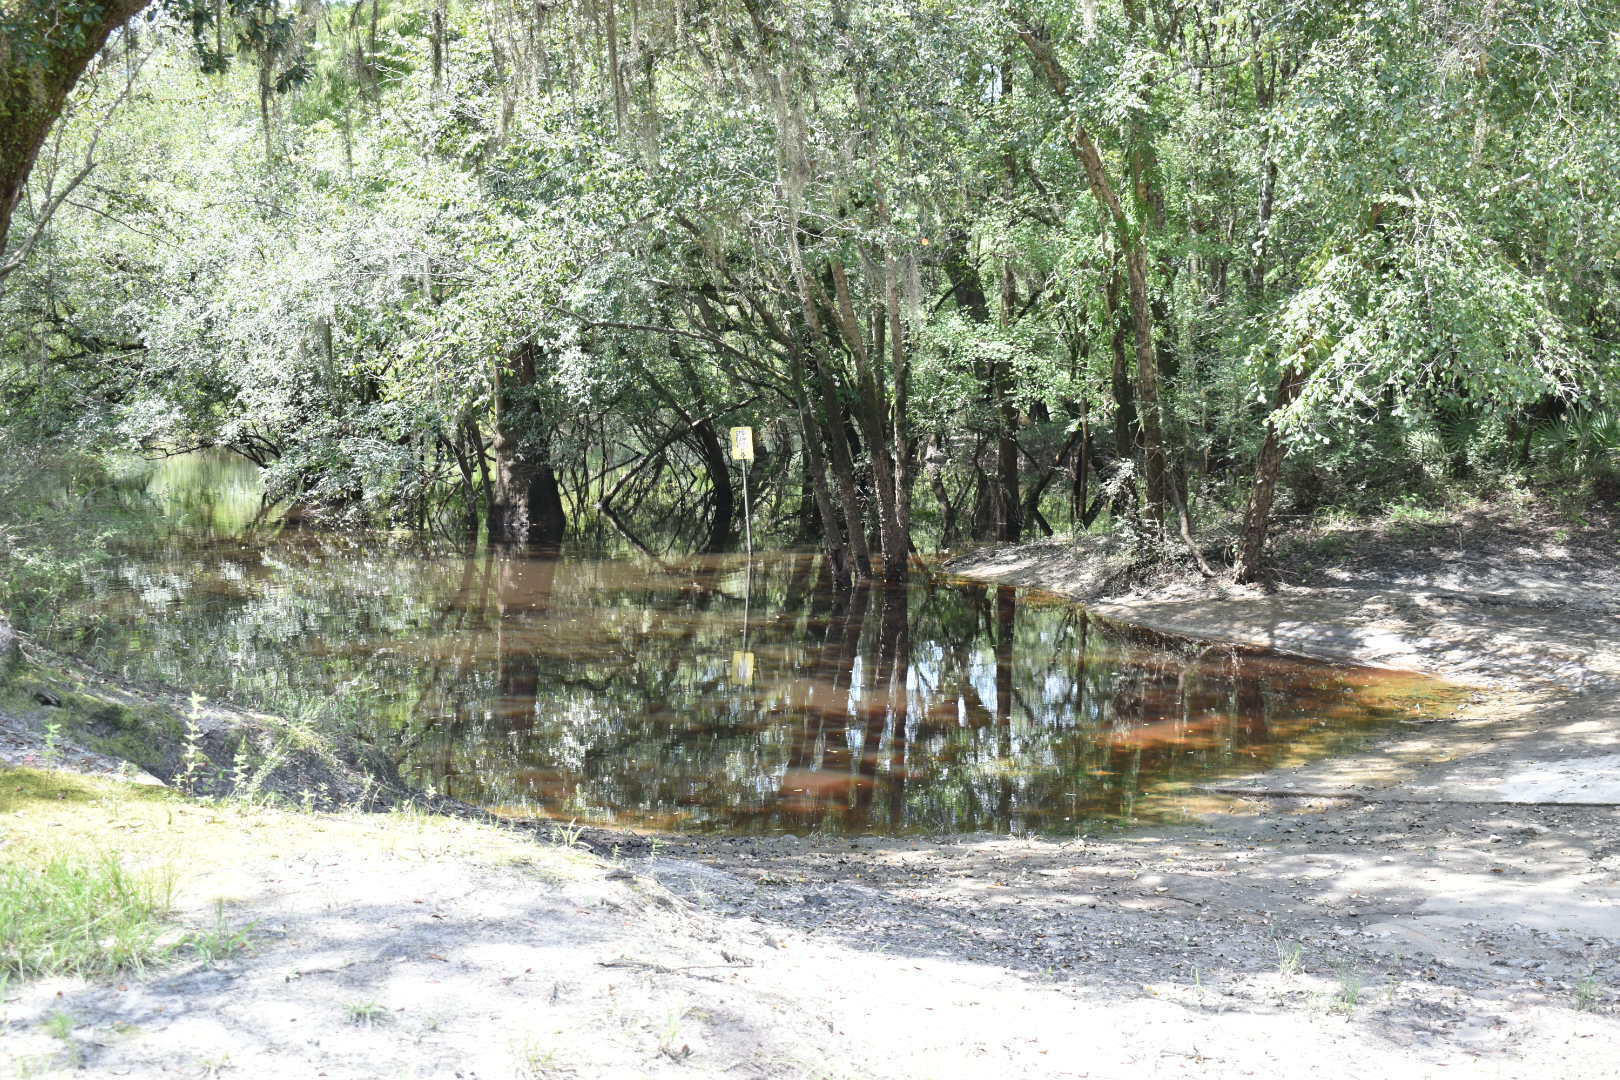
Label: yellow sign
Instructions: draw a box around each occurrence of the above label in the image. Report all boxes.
[731,650,755,685]
[729,426,755,463]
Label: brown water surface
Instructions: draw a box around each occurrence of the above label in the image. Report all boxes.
[17,455,1462,835]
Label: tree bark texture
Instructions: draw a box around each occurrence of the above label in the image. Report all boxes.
[690,417,735,553]
[0,0,152,257]
[489,342,567,547]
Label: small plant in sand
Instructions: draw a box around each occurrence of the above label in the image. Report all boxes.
[657,1008,694,1062]
[41,721,63,766]
[549,819,587,849]
[187,900,253,966]
[1334,965,1364,1012]
[1274,940,1304,976]
[176,696,209,796]
[197,1053,231,1078]
[1573,975,1602,1013]
[511,1038,571,1079]
[344,1001,392,1027]
[35,1009,86,1070]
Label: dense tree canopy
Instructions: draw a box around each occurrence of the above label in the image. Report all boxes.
[2,0,1615,581]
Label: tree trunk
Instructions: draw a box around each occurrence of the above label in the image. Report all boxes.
[1122,242,1170,529]
[795,448,821,543]
[790,346,851,586]
[1072,402,1091,525]
[926,434,957,547]
[489,433,567,547]
[1019,26,1172,531]
[809,356,871,577]
[1023,424,1084,532]
[781,202,870,578]
[828,259,908,583]
[1234,366,1304,584]
[994,260,1022,542]
[1107,268,1138,460]
[939,230,1021,543]
[0,612,18,680]
[488,343,567,547]
[0,0,153,263]
[691,418,734,553]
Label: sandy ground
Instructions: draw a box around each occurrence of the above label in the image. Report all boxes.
[4,510,1619,1078]
[5,770,1614,1080]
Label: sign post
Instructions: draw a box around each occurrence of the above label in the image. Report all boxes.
[729,426,757,687]
[729,426,755,559]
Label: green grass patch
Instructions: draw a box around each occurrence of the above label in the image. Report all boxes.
[0,855,176,981]
[0,761,590,993]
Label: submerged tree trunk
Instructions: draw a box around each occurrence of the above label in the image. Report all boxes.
[489,434,567,547]
[877,586,910,829]
[691,417,735,553]
[488,342,567,547]
[493,547,558,730]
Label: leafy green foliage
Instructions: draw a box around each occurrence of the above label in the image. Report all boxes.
[1,0,1614,559]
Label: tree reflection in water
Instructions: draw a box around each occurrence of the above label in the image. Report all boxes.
[30,522,1459,835]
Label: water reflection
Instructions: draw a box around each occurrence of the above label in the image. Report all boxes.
[18,494,1457,833]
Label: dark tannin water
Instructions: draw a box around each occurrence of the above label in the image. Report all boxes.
[18,455,1457,835]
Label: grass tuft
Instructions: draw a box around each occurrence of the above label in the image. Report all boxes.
[344,1000,392,1027]
[1573,975,1602,1013]
[0,856,175,980]
[1334,964,1364,1012]
[187,899,254,965]
[41,1010,75,1039]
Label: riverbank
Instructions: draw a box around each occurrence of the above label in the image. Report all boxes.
[3,506,1619,1077]
[935,508,1620,807]
[940,503,1620,693]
